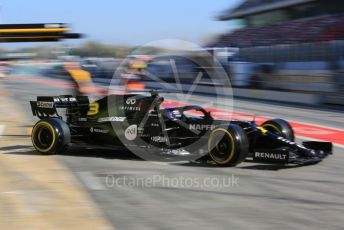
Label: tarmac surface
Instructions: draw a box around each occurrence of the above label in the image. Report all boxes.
[1,73,344,230]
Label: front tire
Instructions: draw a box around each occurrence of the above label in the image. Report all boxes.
[261,119,294,141]
[208,124,249,167]
[31,118,70,154]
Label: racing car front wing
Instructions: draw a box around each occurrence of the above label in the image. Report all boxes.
[252,130,332,165]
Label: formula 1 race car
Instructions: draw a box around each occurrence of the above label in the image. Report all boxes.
[29,91,332,166]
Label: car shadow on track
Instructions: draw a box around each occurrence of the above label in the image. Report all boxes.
[61,147,143,161]
[0,145,143,161]
[240,159,320,170]
[178,158,308,171]
[1,145,313,170]
[0,145,38,155]
[237,164,304,171]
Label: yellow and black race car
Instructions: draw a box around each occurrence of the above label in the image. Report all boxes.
[29,91,332,166]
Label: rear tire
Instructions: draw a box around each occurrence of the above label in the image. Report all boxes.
[208,124,249,167]
[31,118,70,154]
[261,119,294,141]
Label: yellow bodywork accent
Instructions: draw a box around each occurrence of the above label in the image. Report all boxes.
[87,102,99,116]
[257,126,268,135]
[0,28,69,33]
[67,69,92,82]
[0,36,62,39]
[262,124,281,134]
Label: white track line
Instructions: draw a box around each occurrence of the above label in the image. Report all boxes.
[0,125,5,137]
[0,189,54,195]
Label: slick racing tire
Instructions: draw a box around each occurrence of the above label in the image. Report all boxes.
[31,118,70,154]
[208,124,249,167]
[261,119,294,141]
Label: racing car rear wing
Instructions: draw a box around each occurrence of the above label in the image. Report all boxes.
[30,95,89,119]
[0,23,82,43]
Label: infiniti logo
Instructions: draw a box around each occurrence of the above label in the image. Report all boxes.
[126,98,136,105]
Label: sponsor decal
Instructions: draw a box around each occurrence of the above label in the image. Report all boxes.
[189,124,216,131]
[98,117,126,123]
[121,96,139,111]
[254,152,287,160]
[148,113,158,117]
[151,136,167,143]
[37,101,54,108]
[126,98,136,105]
[277,137,307,150]
[277,136,295,145]
[53,97,77,103]
[90,127,109,134]
[119,106,141,111]
[125,125,137,141]
[253,150,289,163]
[135,126,147,137]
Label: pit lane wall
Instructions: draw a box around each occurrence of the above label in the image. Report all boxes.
[140,58,343,105]
[226,41,344,105]
[228,61,344,105]
[82,73,340,106]
[17,61,343,106]
[140,60,342,105]
[143,81,324,105]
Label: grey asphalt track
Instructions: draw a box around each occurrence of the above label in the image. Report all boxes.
[1,76,344,230]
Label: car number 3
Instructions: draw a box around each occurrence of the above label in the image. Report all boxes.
[87,102,99,116]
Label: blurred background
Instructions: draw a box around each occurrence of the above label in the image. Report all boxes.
[0,0,343,106]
